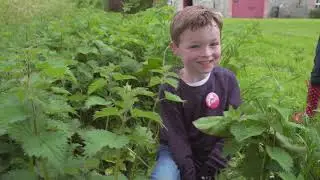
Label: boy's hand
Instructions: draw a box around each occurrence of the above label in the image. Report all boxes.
[199,176,213,180]
[291,112,305,124]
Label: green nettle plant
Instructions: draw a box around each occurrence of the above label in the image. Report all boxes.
[194,82,320,180]
[2,3,317,180]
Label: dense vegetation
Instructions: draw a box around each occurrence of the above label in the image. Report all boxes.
[1,1,320,179]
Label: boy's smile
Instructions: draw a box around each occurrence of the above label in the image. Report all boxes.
[171,21,221,83]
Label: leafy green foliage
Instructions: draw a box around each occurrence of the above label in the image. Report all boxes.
[80,130,129,156]
[0,5,176,179]
[266,146,293,172]
[2,2,318,179]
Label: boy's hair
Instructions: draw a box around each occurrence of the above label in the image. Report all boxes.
[170,5,223,45]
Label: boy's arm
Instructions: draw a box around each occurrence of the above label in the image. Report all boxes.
[199,72,242,177]
[159,85,197,180]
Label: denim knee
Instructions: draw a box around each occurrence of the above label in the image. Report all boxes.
[151,145,180,180]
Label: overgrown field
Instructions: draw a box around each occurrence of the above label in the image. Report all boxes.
[1,3,320,180]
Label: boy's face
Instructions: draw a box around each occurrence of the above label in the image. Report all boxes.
[172,21,221,77]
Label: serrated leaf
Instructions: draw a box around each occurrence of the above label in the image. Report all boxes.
[131,108,161,123]
[77,46,98,55]
[51,87,71,95]
[164,91,185,103]
[85,96,112,109]
[81,130,129,156]
[88,78,107,95]
[0,95,28,135]
[94,107,120,119]
[167,72,179,78]
[8,121,68,169]
[1,169,37,180]
[112,73,137,81]
[269,104,291,121]
[129,126,154,146]
[68,92,87,102]
[165,77,178,89]
[230,121,266,142]
[266,146,293,172]
[222,138,242,157]
[149,76,162,87]
[65,69,78,84]
[193,116,232,137]
[133,87,155,97]
[45,98,76,115]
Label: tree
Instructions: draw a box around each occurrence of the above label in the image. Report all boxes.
[107,0,123,12]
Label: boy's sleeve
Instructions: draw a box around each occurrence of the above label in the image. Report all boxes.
[226,72,242,109]
[159,85,197,180]
[199,72,242,177]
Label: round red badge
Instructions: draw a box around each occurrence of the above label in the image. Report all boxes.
[206,92,220,109]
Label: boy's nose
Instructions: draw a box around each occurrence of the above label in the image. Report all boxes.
[202,47,213,57]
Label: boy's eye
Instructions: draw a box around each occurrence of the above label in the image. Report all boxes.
[189,45,200,48]
[210,43,219,46]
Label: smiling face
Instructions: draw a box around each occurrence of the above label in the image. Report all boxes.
[171,21,221,81]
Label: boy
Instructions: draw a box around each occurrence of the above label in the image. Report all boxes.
[151,5,241,180]
[293,36,320,123]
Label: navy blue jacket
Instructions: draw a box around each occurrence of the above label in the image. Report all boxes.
[159,66,241,180]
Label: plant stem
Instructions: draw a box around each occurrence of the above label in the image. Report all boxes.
[41,160,50,180]
[114,112,127,180]
[260,145,267,180]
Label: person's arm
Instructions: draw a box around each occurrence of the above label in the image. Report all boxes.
[159,85,197,180]
[198,72,242,177]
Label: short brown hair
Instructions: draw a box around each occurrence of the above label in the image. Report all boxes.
[170,5,223,45]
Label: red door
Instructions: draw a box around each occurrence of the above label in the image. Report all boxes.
[232,0,265,18]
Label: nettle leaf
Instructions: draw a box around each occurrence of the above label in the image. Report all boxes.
[63,157,100,176]
[8,121,69,169]
[149,76,162,87]
[85,96,112,109]
[1,169,37,180]
[131,109,161,124]
[46,119,77,137]
[133,87,155,97]
[0,95,28,135]
[230,120,266,142]
[129,126,154,146]
[77,46,98,55]
[45,98,76,115]
[269,104,291,121]
[164,91,185,103]
[167,72,179,79]
[112,73,137,81]
[88,78,107,95]
[81,130,129,156]
[164,77,178,89]
[94,107,120,119]
[65,69,78,84]
[222,138,242,157]
[193,116,232,137]
[50,87,71,95]
[266,146,293,172]
[275,132,306,154]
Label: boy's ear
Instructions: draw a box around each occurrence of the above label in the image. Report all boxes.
[170,41,179,56]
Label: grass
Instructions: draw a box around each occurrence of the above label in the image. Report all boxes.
[224,18,320,111]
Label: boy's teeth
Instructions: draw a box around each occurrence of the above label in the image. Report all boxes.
[199,61,210,64]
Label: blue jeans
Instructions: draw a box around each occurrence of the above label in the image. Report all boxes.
[151,144,181,180]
